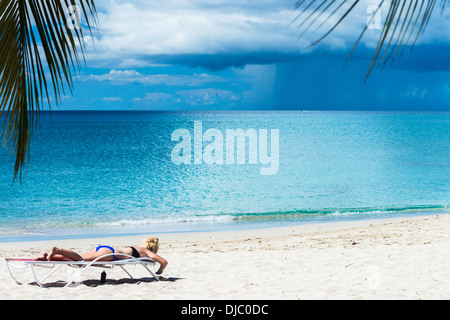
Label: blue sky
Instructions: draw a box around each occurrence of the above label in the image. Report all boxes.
[57,0,450,111]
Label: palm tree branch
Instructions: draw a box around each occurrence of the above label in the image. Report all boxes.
[0,0,97,181]
[294,0,447,78]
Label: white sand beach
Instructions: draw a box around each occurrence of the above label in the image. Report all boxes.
[1,214,450,300]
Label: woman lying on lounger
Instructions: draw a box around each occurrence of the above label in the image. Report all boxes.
[35,237,168,275]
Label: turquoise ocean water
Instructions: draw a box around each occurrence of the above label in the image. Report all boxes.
[0,111,449,242]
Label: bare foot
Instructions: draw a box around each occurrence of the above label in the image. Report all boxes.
[34,253,48,261]
[48,247,61,261]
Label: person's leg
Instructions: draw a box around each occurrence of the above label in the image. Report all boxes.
[48,247,83,261]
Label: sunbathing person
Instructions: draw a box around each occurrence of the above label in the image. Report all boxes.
[35,237,168,275]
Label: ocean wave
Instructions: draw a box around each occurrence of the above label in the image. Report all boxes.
[230,205,450,222]
[95,205,450,227]
[2,205,448,235]
[0,230,49,236]
[96,214,235,227]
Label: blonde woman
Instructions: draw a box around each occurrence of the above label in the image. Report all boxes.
[35,237,168,275]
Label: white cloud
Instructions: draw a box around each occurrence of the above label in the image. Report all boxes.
[401,83,429,99]
[85,0,303,65]
[82,0,449,69]
[176,88,241,106]
[134,92,174,102]
[93,0,299,53]
[102,97,123,101]
[130,89,241,107]
[83,69,226,86]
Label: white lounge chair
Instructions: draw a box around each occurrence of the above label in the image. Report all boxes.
[5,253,160,288]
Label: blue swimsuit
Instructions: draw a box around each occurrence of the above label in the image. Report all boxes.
[96,245,118,260]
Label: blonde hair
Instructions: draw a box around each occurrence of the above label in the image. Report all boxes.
[143,237,159,253]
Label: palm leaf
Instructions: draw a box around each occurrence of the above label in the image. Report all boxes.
[294,0,447,78]
[0,0,98,181]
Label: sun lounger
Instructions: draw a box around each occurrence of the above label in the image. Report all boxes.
[5,253,160,288]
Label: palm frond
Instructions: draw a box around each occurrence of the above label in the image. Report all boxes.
[0,0,98,181]
[294,0,447,78]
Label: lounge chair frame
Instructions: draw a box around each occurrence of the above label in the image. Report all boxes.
[5,253,159,288]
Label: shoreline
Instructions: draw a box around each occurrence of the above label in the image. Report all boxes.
[2,208,448,245]
[2,213,450,300]
[0,213,441,250]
